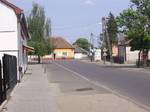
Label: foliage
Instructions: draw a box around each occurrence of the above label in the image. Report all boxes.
[73,38,91,51]
[27,3,52,63]
[117,0,150,64]
[107,12,118,45]
[45,19,52,39]
[117,1,150,50]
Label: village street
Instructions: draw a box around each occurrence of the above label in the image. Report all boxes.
[47,60,150,110]
[1,0,150,112]
[1,60,150,112]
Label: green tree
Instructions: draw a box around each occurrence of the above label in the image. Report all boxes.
[107,12,118,46]
[117,0,150,66]
[73,38,91,51]
[27,3,51,63]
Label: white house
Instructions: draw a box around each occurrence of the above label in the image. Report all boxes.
[74,45,89,59]
[94,49,101,61]
[0,0,33,81]
[118,40,150,64]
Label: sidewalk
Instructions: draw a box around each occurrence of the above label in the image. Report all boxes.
[1,64,60,112]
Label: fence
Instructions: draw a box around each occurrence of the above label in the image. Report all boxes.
[0,54,17,105]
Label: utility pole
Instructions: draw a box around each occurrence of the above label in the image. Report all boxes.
[90,33,94,62]
[90,33,94,49]
[102,17,113,64]
[102,18,106,48]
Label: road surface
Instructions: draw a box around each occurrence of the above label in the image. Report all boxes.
[47,60,150,110]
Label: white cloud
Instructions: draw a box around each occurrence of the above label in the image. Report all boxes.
[81,0,95,5]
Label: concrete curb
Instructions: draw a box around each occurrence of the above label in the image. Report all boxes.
[0,100,7,112]
[0,83,18,112]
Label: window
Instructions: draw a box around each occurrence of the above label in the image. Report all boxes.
[62,52,67,56]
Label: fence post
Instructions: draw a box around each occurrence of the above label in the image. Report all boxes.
[2,55,7,101]
[0,60,2,104]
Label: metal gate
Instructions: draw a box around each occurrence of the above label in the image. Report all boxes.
[3,54,17,91]
[0,54,17,105]
[0,60,6,105]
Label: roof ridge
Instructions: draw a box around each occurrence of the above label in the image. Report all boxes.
[0,0,23,14]
[49,37,74,49]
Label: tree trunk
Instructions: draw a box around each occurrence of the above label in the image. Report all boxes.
[38,55,41,64]
[138,50,141,62]
[137,50,142,68]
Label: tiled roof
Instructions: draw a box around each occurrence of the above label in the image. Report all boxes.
[49,37,74,49]
[118,39,132,46]
[74,45,89,54]
[0,0,23,14]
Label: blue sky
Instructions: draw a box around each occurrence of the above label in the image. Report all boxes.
[10,0,130,44]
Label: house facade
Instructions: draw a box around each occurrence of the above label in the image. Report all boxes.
[49,37,74,60]
[118,40,150,64]
[0,0,33,81]
[74,45,89,59]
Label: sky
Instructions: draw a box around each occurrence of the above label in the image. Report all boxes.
[10,0,131,45]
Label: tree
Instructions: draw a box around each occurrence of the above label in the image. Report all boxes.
[117,0,150,66]
[107,12,118,46]
[45,19,52,39]
[27,3,51,63]
[73,38,91,51]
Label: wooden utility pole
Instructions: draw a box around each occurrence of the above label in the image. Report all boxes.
[102,17,113,64]
[90,33,94,62]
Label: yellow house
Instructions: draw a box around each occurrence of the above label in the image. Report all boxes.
[50,37,74,60]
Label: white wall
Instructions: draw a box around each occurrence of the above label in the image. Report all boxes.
[126,47,139,63]
[0,2,18,56]
[94,49,101,61]
[74,53,83,59]
[126,47,150,63]
[0,2,20,79]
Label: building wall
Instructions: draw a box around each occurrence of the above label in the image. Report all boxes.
[17,23,28,74]
[74,53,83,59]
[0,2,18,53]
[126,47,139,63]
[119,46,150,64]
[112,45,118,56]
[0,2,29,81]
[54,48,74,59]
[94,49,101,61]
[0,2,20,79]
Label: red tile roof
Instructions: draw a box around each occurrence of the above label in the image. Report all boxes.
[0,0,23,14]
[0,0,30,39]
[49,37,74,49]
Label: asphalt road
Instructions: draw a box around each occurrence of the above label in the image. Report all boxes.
[47,61,110,95]
[46,60,150,109]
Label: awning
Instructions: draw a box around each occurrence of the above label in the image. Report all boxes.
[23,45,34,52]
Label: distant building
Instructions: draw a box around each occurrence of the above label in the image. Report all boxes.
[94,49,101,61]
[0,0,33,81]
[49,37,74,60]
[118,39,150,64]
[74,45,89,59]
